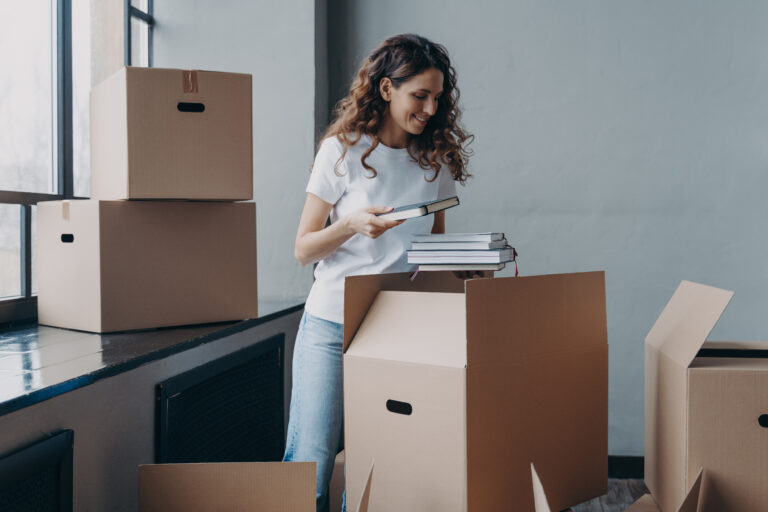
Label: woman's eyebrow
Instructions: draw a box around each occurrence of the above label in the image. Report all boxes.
[416,88,443,94]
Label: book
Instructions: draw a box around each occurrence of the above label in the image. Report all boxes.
[411,232,504,243]
[407,249,516,264]
[376,196,459,221]
[417,263,506,271]
[407,246,516,261]
[410,240,507,250]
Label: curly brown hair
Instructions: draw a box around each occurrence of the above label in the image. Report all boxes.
[322,33,473,184]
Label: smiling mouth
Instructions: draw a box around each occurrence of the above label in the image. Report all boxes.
[413,114,429,124]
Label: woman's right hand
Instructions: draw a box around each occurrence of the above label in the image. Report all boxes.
[343,206,404,239]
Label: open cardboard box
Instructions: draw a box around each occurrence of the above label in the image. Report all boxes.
[342,271,608,511]
[627,469,705,512]
[533,464,706,512]
[643,281,768,511]
[533,463,707,512]
[90,67,253,200]
[138,461,373,511]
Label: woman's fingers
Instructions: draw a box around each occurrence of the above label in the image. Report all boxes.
[367,206,394,215]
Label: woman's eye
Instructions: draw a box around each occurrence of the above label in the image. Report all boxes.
[414,95,426,100]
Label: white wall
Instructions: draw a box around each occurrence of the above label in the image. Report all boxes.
[328,0,768,455]
[153,0,318,304]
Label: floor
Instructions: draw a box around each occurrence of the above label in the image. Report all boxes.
[571,479,649,511]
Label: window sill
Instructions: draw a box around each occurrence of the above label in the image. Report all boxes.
[0,300,303,417]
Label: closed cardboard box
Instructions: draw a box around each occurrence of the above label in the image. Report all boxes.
[644,281,768,512]
[37,200,258,333]
[90,67,253,200]
[342,271,608,511]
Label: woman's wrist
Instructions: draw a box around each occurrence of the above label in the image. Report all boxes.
[338,214,356,236]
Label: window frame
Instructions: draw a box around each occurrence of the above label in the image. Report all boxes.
[0,0,155,326]
[125,0,155,67]
[0,0,74,325]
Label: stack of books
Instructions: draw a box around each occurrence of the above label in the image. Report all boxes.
[407,232,518,274]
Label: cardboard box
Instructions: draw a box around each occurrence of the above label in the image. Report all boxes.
[342,271,608,511]
[37,200,258,333]
[90,67,253,200]
[138,461,373,512]
[627,469,705,512]
[139,462,315,511]
[645,280,768,512]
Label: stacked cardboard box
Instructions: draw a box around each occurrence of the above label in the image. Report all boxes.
[631,281,768,511]
[37,67,258,333]
[342,270,609,511]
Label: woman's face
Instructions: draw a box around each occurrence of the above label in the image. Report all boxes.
[380,67,444,145]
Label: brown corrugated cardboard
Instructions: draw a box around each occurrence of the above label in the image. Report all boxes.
[357,461,374,512]
[90,67,253,200]
[343,271,608,512]
[138,461,374,511]
[138,462,315,511]
[627,469,705,512]
[645,280,768,512]
[37,200,258,333]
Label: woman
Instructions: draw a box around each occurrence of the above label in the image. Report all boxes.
[283,33,473,512]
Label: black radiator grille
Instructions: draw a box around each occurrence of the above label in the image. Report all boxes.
[0,465,59,511]
[156,334,285,463]
[0,430,73,512]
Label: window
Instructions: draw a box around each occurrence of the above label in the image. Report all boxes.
[127,0,154,67]
[0,1,153,325]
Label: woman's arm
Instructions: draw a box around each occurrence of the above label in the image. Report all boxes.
[294,193,404,266]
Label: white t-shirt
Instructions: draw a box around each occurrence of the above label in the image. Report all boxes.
[304,135,457,324]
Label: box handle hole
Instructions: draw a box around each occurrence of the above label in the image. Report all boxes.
[759,414,768,428]
[61,234,74,243]
[386,399,412,416]
[177,102,205,113]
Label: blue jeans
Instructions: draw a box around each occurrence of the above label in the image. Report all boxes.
[283,311,346,512]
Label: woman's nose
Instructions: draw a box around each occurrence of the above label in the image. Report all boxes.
[424,99,437,116]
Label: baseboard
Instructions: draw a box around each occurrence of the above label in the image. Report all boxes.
[608,455,644,479]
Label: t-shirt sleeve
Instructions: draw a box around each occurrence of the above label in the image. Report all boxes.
[437,167,458,200]
[306,138,347,205]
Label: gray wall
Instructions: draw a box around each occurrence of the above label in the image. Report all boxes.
[328,0,768,455]
[150,0,768,455]
[153,0,318,305]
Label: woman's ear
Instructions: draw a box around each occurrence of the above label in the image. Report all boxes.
[379,77,392,102]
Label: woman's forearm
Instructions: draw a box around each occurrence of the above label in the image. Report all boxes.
[294,217,355,266]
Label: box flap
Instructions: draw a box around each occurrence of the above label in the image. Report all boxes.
[138,462,315,511]
[345,291,467,368]
[645,281,733,368]
[626,494,660,512]
[531,463,553,512]
[343,272,466,353]
[355,461,374,512]
[678,468,704,512]
[627,469,704,512]
[464,272,606,366]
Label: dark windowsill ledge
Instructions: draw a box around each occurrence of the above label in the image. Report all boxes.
[0,300,304,418]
